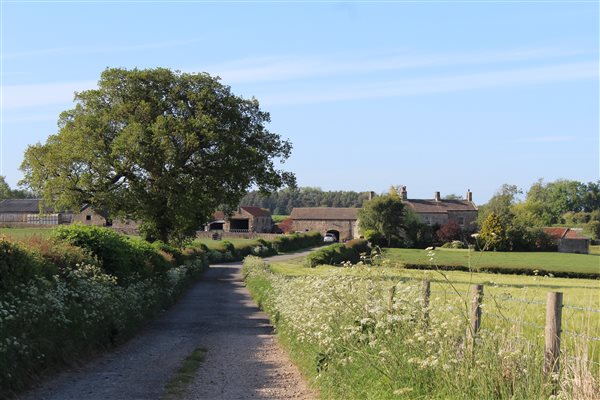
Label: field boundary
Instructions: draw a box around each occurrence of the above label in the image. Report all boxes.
[403,263,600,279]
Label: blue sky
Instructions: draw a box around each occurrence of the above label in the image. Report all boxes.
[1,1,598,204]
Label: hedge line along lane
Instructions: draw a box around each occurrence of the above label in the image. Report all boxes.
[22,250,316,400]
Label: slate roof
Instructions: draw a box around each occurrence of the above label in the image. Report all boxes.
[0,199,57,214]
[543,227,589,240]
[404,199,477,214]
[290,207,360,220]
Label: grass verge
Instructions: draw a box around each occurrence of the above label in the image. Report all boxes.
[161,347,206,400]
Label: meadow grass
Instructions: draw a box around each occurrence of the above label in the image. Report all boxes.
[246,253,600,399]
[384,248,599,276]
[591,245,600,255]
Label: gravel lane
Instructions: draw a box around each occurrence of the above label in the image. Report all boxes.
[20,251,316,400]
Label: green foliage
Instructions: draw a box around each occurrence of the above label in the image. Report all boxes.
[0,236,208,395]
[305,239,370,267]
[358,190,405,247]
[440,240,466,249]
[271,231,322,253]
[52,224,169,282]
[20,67,295,243]
[587,220,600,240]
[363,229,386,247]
[479,212,507,250]
[0,175,35,200]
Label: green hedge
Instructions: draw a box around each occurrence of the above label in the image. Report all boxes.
[305,239,370,267]
[0,228,208,396]
[271,231,323,253]
[52,224,171,282]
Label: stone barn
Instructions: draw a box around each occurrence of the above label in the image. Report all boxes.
[290,207,360,241]
[543,227,590,254]
[206,207,273,233]
[400,187,478,229]
[72,204,139,234]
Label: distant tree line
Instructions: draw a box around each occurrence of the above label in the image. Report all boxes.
[240,187,373,215]
[477,179,600,250]
[0,176,35,200]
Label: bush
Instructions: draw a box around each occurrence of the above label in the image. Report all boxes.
[441,240,466,249]
[363,229,386,247]
[52,224,169,282]
[305,239,370,268]
[272,232,322,253]
[0,237,45,291]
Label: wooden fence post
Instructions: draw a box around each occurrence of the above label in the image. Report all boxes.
[544,292,563,376]
[467,284,483,344]
[421,280,430,326]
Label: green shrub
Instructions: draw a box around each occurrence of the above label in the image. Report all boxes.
[52,224,168,282]
[305,239,370,268]
[441,240,466,249]
[272,232,322,253]
[0,237,45,291]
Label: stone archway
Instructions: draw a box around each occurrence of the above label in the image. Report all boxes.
[326,229,340,242]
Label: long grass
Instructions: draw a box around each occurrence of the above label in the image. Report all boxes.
[245,254,600,399]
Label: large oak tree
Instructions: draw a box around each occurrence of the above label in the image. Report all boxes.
[21,68,295,243]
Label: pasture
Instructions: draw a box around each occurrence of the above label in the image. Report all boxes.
[0,227,54,240]
[384,247,599,276]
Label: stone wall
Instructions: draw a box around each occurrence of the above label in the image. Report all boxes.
[292,219,358,241]
[558,238,589,254]
[417,210,478,229]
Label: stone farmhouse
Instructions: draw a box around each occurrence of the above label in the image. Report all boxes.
[542,227,590,254]
[205,206,273,233]
[400,187,478,229]
[0,199,73,226]
[290,207,360,242]
[73,204,138,233]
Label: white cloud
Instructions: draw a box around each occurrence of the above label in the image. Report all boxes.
[257,61,598,105]
[2,80,97,110]
[204,47,594,84]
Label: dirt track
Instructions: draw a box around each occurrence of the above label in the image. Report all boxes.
[21,252,316,400]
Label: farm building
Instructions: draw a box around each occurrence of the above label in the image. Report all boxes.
[0,199,73,226]
[542,227,590,254]
[290,207,360,241]
[72,204,139,234]
[400,187,478,229]
[205,207,273,233]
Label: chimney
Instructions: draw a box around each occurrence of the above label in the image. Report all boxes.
[467,189,473,202]
[434,191,441,202]
[400,186,407,201]
[368,191,375,201]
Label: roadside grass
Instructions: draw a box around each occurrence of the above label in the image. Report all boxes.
[0,227,54,240]
[245,255,600,399]
[161,347,206,400]
[384,248,599,276]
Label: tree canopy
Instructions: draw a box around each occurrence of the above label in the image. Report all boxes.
[358,188,405,247]
[20,68,295,243]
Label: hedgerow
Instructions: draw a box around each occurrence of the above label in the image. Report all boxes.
[305,239,370,267]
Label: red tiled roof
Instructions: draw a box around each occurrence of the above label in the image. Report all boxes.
[405,199,477,214]
[240,206,271,217]
[542,227,589,240]
[542,227,569,239]
[290,207,359,220]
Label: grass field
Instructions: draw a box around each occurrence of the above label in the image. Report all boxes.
[591,245,600,255]
[0,227,54,240]
[384,248,599,276]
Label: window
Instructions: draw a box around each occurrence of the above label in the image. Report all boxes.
[424,216,431,225]
[458,217,465,226]
[86,215,92,221]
